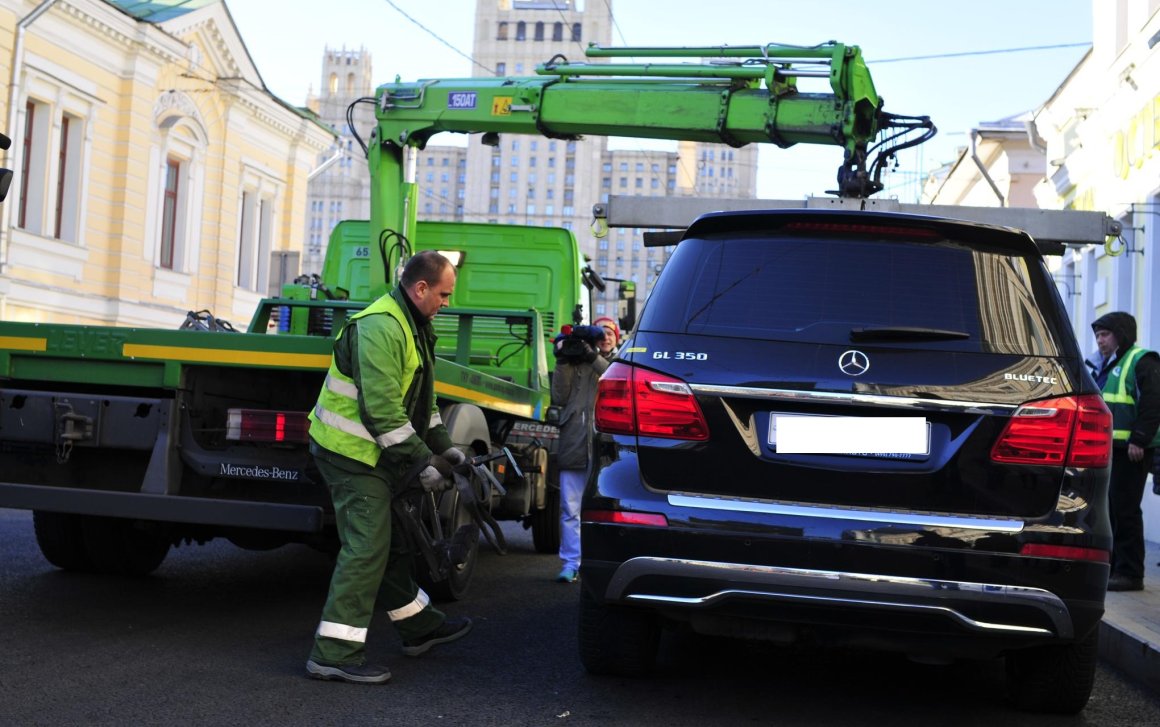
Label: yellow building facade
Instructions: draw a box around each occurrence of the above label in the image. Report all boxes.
[0,0,333,327]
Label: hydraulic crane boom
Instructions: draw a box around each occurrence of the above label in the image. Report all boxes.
[359,41,933,294]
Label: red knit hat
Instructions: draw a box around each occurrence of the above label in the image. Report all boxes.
[593,316,620,343]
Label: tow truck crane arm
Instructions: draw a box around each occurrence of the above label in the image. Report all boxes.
[362,41,934,294]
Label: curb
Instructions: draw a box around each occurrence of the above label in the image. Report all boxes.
[1100,615,1160,695]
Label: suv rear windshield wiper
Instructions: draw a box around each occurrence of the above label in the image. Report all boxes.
[849,326,971,342]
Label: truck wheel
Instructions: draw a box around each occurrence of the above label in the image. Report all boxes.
[578,585,659,676]
[1005,626,1098,714]
[416,491,479,602]
[81,516,171,577]
[32,511,93,572]
[530,486,560,554]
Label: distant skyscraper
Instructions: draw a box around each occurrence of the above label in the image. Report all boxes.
[305,46,377,274]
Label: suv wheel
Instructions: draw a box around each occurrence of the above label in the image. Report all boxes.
[1005,626,1098,714]
[578,586,659,676]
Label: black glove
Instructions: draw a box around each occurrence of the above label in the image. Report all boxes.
[581,342,597,364]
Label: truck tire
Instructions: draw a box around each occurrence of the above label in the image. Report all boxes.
[32,511,93,572]
[1005,626,1098,714]
[530,485,560,554]
[80,516,171,577]
[578,585,659,676]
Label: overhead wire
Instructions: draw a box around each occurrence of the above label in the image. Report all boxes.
[380,0,493,75]
[871,42,1090,64]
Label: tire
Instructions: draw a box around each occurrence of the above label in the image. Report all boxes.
[415,490,479,602]
[80,516,171,577]
[530,485,560,554]
[1005,627,1099,714]
[578,585,660,676]
[32,511,93,572]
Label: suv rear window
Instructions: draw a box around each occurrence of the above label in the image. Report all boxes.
[641,233,1062,356]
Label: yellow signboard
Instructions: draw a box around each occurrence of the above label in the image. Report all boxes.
[492,97,512,116]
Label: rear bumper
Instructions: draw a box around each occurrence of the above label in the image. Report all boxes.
[602,555,1074,637]
[0,481,323,533]
[581,479,1109,658]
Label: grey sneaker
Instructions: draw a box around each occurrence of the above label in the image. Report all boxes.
[306,659,391,684]
[401,617,473,657]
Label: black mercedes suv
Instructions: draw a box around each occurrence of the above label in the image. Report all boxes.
[578,210,1111,714]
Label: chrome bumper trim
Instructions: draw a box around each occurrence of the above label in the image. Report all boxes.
[605,556,1070,638]
[688,383,1018,414]
[667,493,1026,533]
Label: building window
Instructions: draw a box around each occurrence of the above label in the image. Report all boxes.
[18,101,39,230]
[236,191,274,292]
[553,22,563,41]
[535,22,544,41]
[516,21,526,40]
[571,23,582,42]
[54,113,82,241]
[497,22,508,40]
[159,159,181,269]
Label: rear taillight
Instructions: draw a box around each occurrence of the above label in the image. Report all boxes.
[594,362,709,440]
[581,509,669,527]
[990,394,1111,468]
[226,408,310,443]
[1020,543,1110,563]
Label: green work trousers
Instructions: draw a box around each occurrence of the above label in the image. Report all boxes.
[309,447,444,666]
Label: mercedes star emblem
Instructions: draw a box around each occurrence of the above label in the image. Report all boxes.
[838,349,870,377]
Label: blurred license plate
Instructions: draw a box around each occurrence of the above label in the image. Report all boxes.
[769,414,929,456]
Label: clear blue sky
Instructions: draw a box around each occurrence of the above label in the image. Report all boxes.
[227,0,1092,200]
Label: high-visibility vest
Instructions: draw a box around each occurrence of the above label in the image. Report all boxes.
[1101,344,1160,447]
[308,294,420,467]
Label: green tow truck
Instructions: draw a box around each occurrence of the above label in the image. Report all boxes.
[0,42,922,593]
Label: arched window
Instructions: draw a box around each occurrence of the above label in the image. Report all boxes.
[152,96,208,275]
[328,73,338,94]
[571,23,581,42]
[534,22,544,41]
[552,22,563,41]
[497,21,508,40]
[346,73,356,94]
[516,21,526,40]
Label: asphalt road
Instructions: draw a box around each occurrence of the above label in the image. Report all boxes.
[1,507,1158,726]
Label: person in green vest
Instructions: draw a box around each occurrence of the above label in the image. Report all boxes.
[305,250,472,684]
[1088,312,1160,592]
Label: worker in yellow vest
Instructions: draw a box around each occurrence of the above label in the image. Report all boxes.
[1088,312,1160,591]
[305,251,471,684]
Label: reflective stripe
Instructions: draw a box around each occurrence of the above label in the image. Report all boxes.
[326,373,360,400]
[317,620,368,643]
[376,422,417,447]
[314,403,375,443]
[430,411,443,428]
[1113,430,1131,440]
[387,589,430,621]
